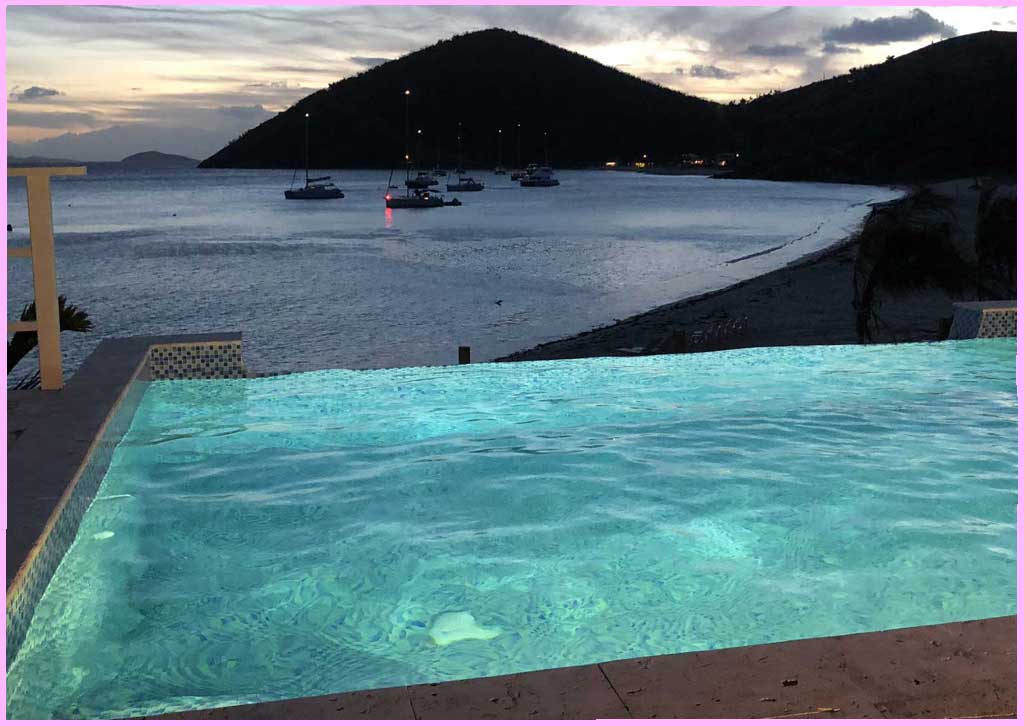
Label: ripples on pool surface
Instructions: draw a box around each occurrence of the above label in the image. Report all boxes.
[7,339,1017,718]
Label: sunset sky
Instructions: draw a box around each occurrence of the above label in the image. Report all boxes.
[6,5,1016,161]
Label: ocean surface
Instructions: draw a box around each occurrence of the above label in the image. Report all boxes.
[7,339,1016,718]
[6,168,900,377]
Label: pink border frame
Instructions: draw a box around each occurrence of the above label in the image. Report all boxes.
[1,2,1019,723]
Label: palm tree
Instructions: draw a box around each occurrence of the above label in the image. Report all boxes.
[8,296,93,385]
[852,189,972,343]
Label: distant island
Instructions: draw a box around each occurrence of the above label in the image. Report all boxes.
[9,150,198,169]
[200,28,1014,185]
[119,151,198,168]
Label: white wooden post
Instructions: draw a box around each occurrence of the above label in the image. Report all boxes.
[7,166,86,390]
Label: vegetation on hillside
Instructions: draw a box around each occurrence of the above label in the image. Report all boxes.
[974,183,1016,300]
[732,32,1015,183]
[202,29,726,170]
[851,191,972,343]
[201,29,1015,185]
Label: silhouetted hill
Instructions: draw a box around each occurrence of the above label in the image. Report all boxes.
[731,31,1016,183]
[120,151,198,168]
[9,151,198,170]
[200,28,727,170]
[201,28,1015,183]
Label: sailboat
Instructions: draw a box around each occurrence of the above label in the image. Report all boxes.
[386,90,460,209]
[447,123,484,192]
[285,113,344,199]
[494,127,506,174]
[519,131,559,187]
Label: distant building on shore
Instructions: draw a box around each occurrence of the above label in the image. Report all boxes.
[715,152,740,168]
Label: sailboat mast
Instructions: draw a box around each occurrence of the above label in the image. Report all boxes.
[516,122,521,168]
[403,89,411,170]
[303,112,309,184]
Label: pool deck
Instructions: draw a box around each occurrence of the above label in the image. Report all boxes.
[6,334,1018,719]
[154,617,1015,720]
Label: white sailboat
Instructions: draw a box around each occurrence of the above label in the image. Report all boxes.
[285,113,344,200]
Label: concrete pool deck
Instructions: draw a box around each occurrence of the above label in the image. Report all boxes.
[6,333,1017,719]
[153,616,1015,719]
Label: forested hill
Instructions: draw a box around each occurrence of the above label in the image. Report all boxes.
[200,28,1016,184]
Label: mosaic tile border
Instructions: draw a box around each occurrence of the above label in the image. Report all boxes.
[948,302,1016,340]
[977,309,1016,338]
[148,341,246,379]
[5,377,148,668]
[6,336,245,668]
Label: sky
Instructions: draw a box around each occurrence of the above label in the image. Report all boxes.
[5,5,1016,161]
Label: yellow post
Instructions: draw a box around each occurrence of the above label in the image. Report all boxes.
[7,166,86,390]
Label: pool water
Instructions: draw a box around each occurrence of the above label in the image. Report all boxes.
[7,339,1017,718]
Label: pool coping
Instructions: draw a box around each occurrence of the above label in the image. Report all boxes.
[150,616,1015,720]
[6,333,1017,718]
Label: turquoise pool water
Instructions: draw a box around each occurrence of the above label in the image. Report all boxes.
[7,339,1017,718]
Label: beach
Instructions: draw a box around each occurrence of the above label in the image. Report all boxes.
[497,178,1007,363]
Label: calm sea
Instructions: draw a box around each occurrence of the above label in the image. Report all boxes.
[6,168,899,378]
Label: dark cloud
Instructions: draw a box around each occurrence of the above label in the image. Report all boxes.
[244,81,295,89]
[8,110,96,128]
[349,56,391,68]
[10,85,62,101]
[744,43,805,57]
[822,10,956,46]
[821,42,861,55]
[686,64,740,80]
[265,64,340,75]
[217,104,272,120]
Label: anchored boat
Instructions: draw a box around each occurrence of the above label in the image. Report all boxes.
[386,189,444,208]
[285,113,344,200]
[386,89,460,210]
[511,163,536,181]
[405,171,439,189]
[520,165,560,187]
[447,176,484,192]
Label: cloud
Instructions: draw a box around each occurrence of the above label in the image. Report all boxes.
[216,104,273,121]
[349,56,391,68]
[821,42,861,55]
[9,85,62,101]
[686,64,740,80]
[822,10,956,46]
[8,110,96,129]
[744,43,805,57]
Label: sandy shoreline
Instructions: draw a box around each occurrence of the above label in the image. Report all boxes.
[496,179,999,363]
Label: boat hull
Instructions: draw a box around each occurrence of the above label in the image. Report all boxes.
[386,197,444,209]
[520,179,560,187]
[447,183,484,192]
[285,189,344,199]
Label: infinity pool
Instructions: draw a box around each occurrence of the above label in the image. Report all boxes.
[7,339,1017,718]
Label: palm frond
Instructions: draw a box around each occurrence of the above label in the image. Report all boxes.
[7,296,94,374]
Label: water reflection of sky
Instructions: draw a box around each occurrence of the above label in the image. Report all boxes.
[7,169,899,376]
